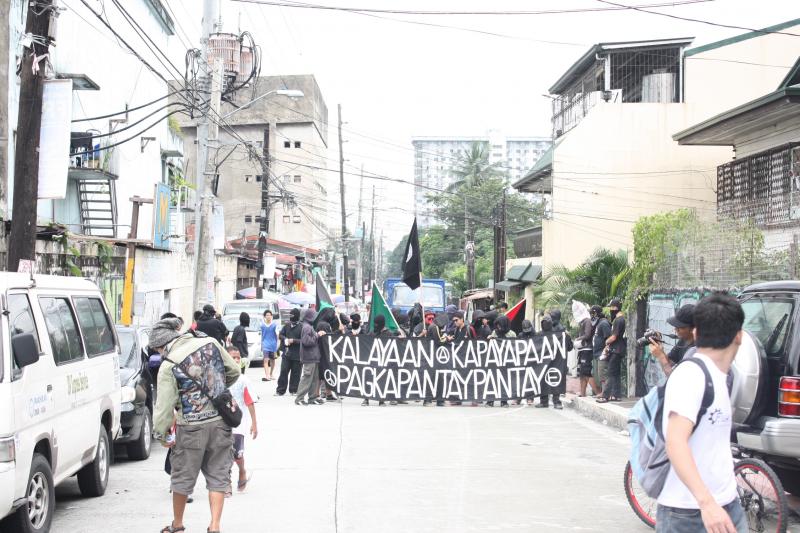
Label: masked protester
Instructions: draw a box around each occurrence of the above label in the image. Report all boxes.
[424,313,448,406]
[575,308,600,397]
[590,305,610,397]
[349,313,362,335]
[535,314,565,409]
[195,304,228,345]
[444,304,458,336]
[295,310,325,406]
[471,310,492,339]
[486,316,516,407]
[598,298,626,403]
[276,309,303,396]
[515,320,537,405]
[363,315,391,406]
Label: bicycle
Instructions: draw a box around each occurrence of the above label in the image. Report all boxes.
[624,456,790,532]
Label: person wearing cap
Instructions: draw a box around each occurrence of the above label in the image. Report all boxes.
[195,304,228,346]
[650,304,696,377]
[150,318,241,533]
[276,308,303,396]
[590,305,611,397]
[598,298,626,403]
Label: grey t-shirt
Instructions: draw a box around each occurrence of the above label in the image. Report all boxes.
[592,318,611,357]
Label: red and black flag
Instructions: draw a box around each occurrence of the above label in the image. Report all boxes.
[506,299,527,335]
[401,218,422,290]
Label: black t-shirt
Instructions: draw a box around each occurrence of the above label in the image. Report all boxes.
[195,317,228,345]
[592,318,611,356]
[609,315,626,355]
[668,339,694,365]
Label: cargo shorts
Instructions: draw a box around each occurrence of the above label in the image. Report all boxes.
[170,418,234,495]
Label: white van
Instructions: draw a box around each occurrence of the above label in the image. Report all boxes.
[0,274,121,532]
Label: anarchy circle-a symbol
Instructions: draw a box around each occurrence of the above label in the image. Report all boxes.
[436,347,450,365]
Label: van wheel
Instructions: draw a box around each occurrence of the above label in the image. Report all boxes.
[2,453,54,532]
[77,428,110,497]
[126,408,152,460]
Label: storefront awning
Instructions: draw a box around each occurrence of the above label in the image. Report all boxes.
[495,280,522,292]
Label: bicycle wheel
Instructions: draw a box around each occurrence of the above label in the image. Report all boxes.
[624,461,656,529]
[735,457,789,533]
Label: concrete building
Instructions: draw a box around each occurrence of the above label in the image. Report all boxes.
[2,0,184,242]
[513,21,800,275]
[412,131,550,227]
[173,74,329,250]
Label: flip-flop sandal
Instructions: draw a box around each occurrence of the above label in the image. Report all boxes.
[595,397,610,403]
[237,474,252,492]
[161,526,185,533]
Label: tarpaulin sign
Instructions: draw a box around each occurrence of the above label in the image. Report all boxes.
[322,333,568,402]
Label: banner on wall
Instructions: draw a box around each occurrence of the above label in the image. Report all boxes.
[321,333,568,402]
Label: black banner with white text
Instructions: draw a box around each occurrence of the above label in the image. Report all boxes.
[320,333,568,402]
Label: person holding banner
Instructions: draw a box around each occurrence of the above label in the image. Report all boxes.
[486,316,516,407]
[362,315,392,406]
[535,314,568,410]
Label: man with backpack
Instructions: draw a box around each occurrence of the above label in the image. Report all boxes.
[656,292,746,532]
[150,318,242,533]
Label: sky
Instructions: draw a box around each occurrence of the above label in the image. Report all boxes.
[163,0,800,251]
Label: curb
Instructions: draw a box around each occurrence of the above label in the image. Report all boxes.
[564,393,631,432]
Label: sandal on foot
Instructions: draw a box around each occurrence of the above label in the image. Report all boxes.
[238,474,252,491]
[161,526,185,533]
[595,397,610,403]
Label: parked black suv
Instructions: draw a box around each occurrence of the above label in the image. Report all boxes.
[114,326,155,460]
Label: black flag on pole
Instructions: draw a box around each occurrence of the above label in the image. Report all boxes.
[401,218,422,290]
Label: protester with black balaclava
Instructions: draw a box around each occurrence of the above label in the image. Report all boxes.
[486,315,516,407]
[276,308,303,396]
[515,320,537,405]
[195,304,228,345]
[550,308,565,332]
[535,314,564,409]
[362,315,391,407]
[471,310,492,339]
[230,312,250,364]
[590,305,610,397]
[295,309,325,406]
[576,308,599,398]
[444,304,458,336]
[349,313,362,335]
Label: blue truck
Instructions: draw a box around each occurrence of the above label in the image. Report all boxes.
[383,278,447,313]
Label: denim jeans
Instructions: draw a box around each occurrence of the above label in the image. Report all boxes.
[656,498,748,533]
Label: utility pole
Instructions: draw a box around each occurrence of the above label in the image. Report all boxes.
[465,195,475,291]
[192,56,223,311]
[8,0,55,271]
[354,165,364,299]
[191,0,220,311]
[337,103,350,301]
[378,230,384,286]
[368,185,375,289]
[492,191,508,303]
[256,124,270,299]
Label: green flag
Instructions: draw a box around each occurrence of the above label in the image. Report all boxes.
[368,281,399,332]
[315,271,335,312]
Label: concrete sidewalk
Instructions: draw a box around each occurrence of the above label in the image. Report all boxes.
[564,376,635,432]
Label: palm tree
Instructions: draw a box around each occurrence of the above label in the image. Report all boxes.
[446,142,505,192]
[534,248,630,316]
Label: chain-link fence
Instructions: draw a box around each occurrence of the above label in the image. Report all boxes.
[651,216,800,291]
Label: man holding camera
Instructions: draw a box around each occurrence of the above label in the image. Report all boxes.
[649,304,696,377]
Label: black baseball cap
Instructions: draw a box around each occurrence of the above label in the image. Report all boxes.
[607,298,622,309]
[667,304,695,329]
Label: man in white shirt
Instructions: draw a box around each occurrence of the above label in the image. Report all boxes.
[228,348,259,493]
[657,292,746,533]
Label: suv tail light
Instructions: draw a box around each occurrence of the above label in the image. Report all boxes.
[778,376,800,418]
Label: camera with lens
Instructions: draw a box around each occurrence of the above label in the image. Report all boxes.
[636,328,662,347]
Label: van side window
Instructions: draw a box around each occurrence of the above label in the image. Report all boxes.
[8,294,41,374]
[39,297,84,364]
[73,297,115,356]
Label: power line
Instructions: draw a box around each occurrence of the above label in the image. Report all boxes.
[596,0,800,37]
[231,0,710,16]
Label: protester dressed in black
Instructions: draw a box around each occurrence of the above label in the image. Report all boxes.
[230,312,250,361]
[486,316,515,407]
[195,304,228,345]
[276,309,303,396]
[535,314,571,409]
[362,315,392,406]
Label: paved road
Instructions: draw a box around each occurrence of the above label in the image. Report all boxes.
[52,367,650,533]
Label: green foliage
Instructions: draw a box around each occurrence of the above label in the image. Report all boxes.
[168,115,182,135]
[534,248,630,316]
[96,241,115,275]
[446,142,505,192]
[625,209,694,306]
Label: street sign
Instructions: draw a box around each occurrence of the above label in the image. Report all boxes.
[152,182,171,250]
